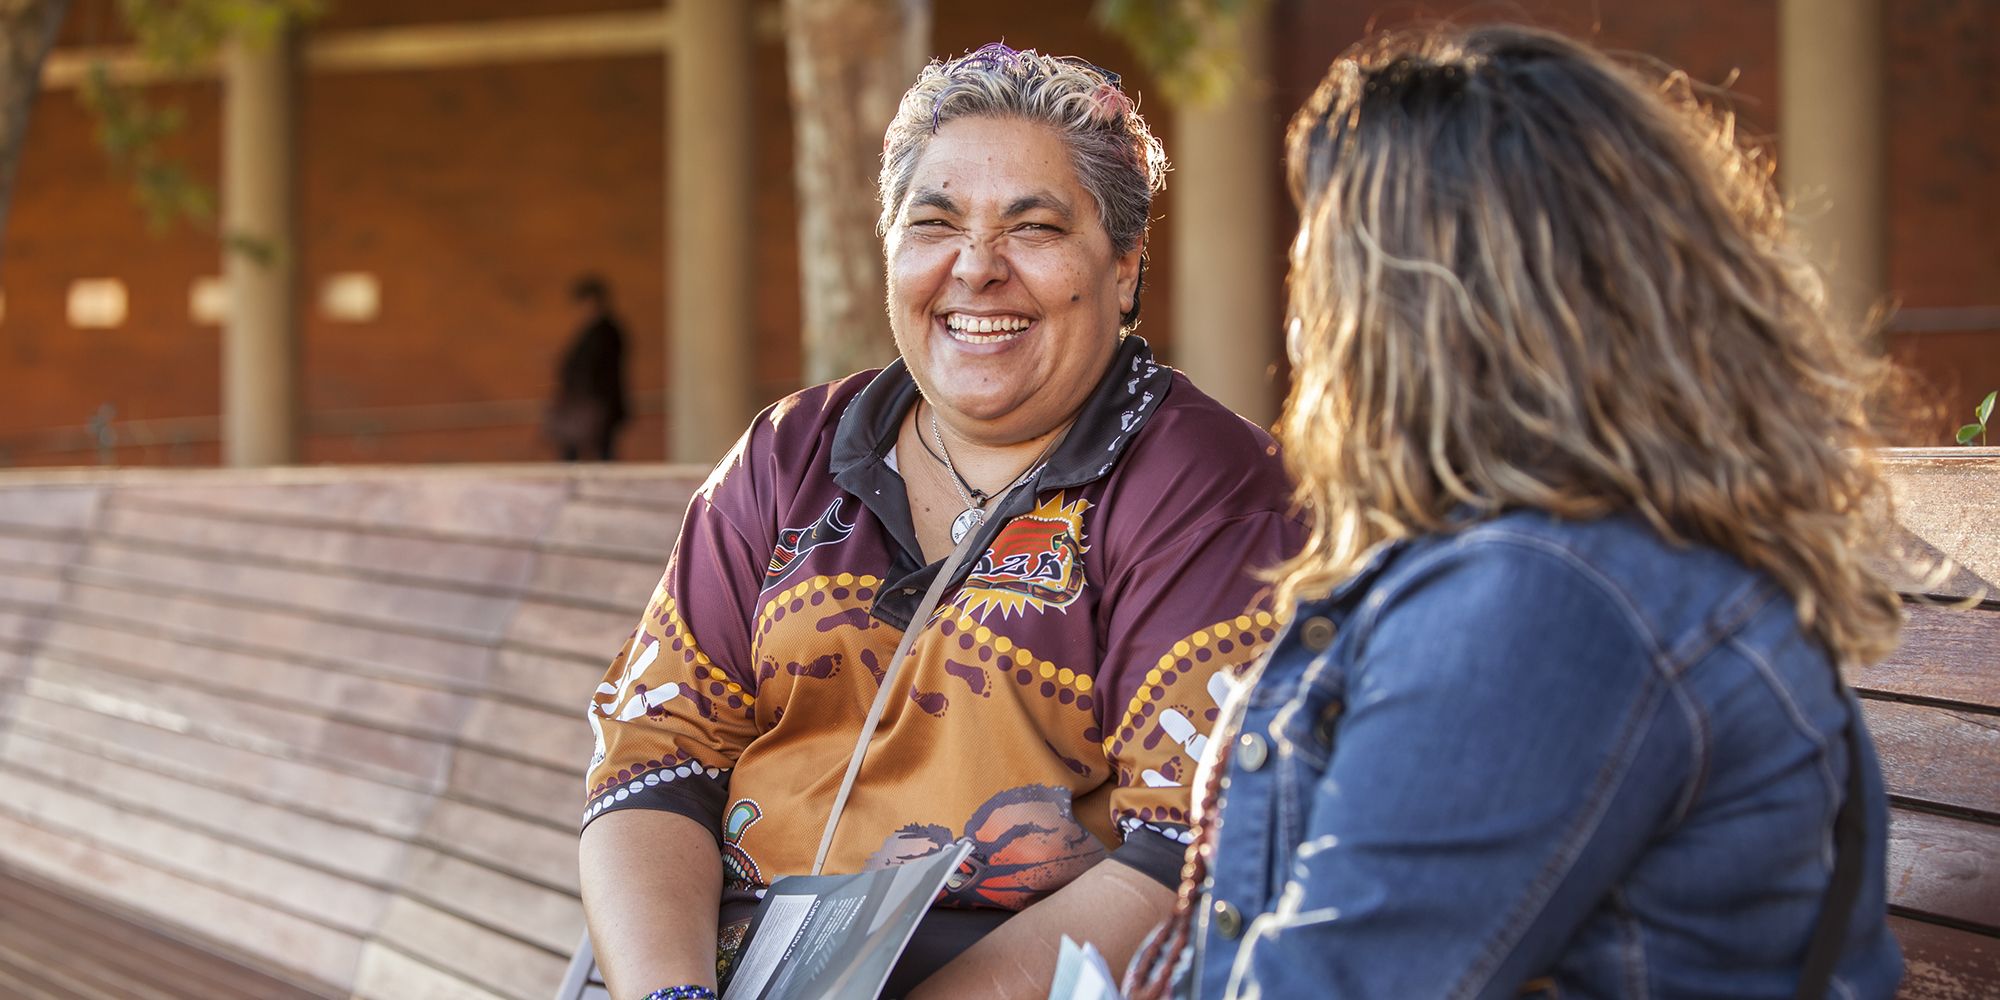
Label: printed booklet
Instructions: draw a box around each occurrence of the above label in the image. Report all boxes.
[723,841,976,1000]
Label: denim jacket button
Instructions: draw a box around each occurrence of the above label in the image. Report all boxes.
[1299,615,1336,651]
[1211,899,1244,940]
[1236,732,1270,771]
[1314,702,1343,745]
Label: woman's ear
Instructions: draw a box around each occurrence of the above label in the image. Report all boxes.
[1117,239,1143,314]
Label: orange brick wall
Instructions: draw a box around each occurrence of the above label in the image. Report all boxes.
[2,0,1992,467]
[1883,0,2000,436]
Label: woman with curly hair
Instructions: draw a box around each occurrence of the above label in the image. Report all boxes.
[1127,24,1904,1000]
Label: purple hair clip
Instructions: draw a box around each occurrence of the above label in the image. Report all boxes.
[960,41,1024,70]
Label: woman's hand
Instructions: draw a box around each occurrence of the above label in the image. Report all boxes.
[905,858,1173,999]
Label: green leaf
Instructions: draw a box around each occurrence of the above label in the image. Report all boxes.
[1977,390,1996,426]
[1093,0,1265,107]
[1959,423,1984,445]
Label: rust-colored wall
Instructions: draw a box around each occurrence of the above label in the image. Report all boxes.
[1273,0,1998,445]
[1884,0,2000,435]
[3,0,1993,467]
[1,76,224,466]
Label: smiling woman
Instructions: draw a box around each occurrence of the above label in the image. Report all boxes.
[577,43,1301,1000]
[888,116,1135,450]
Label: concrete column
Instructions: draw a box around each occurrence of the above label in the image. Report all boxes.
[1170,7,1279,427]
[668,0,756,463]
[222,28,300,467]
[1780,0,1886,329]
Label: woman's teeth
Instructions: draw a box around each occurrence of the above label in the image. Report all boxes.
[943,313,1032,342]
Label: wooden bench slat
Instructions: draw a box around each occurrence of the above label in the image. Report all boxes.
[0,934,190,1000]
[66,580,502,689]
[399,846,584,955]
[494,648,609,713]
[0,767,390,934]
[447,751,582,830]
[0,726,409,882]
[0,811,363,990]
[0,867,323,1000]
[79,542,522,640]
[371,895,568,1000]
[421,799,582,895]
[1888,807,2000,930]
[114,479,571,543]
[7,696,434,836]
[40,619,465,735]
[526,551,665,611]
[1889,915,2000,1000]
[571,474,707,507]
[1864,700,2000,816]
[23,654,456,787]
[543,500,681,555]
[1879,453,2000,605]
[353,941,510,1000]
[28,623,582,800]
[461,697,592,773]
[506,598,644,658]
[0,536,83,570]
[0,959,92,1000]
[1855,604,2000,710]
[0,567,62,606]
[98,503,540,591]
[0,486,103,532]
[0,607,45,645]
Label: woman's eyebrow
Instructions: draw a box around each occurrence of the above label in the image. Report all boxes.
[907,190,961,214]
[1004,193,1074,221]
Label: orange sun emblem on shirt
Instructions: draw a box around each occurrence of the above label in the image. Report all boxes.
[955,494,1091,620]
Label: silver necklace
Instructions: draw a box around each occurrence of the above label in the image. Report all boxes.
[928,406,1041,545]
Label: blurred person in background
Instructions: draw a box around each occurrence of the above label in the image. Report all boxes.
[1127,23,1904,1000]
[579,44,1301,1000]
[546,274,630,461]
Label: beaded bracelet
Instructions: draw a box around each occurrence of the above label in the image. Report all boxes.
[640,987,718,1000]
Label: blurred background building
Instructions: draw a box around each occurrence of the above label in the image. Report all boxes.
[0,0,1993,469]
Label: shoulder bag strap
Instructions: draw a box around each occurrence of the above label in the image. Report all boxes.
[1793,693,1870,999]
[808,494,996,876]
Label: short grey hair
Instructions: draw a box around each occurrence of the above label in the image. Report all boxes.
[878,44,1170,328]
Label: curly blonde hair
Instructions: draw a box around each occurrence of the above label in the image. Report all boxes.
[1275,24,1904,665]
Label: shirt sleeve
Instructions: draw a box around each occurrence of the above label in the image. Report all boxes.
[1096,509,1299,887]
[1224,541,1697,999]
[582,491,768,839]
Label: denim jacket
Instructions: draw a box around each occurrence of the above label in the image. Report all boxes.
[1184,510,1902,999]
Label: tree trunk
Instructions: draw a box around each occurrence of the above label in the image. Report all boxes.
[782,0,929,385]
[0,0,70,266]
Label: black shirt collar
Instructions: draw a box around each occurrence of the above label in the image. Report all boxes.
[830,335,1171,487]
[828,336,1175,629]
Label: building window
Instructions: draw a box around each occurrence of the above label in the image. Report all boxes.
[320,272,380,322]
[189,276,229,325]
[68,279,128,329]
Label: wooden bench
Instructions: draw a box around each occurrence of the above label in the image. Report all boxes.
[0,465,697,999]
[1854,449,2000,997]
[0,451,1991,999]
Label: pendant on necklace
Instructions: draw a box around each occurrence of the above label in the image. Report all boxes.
[950,507,984,545]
